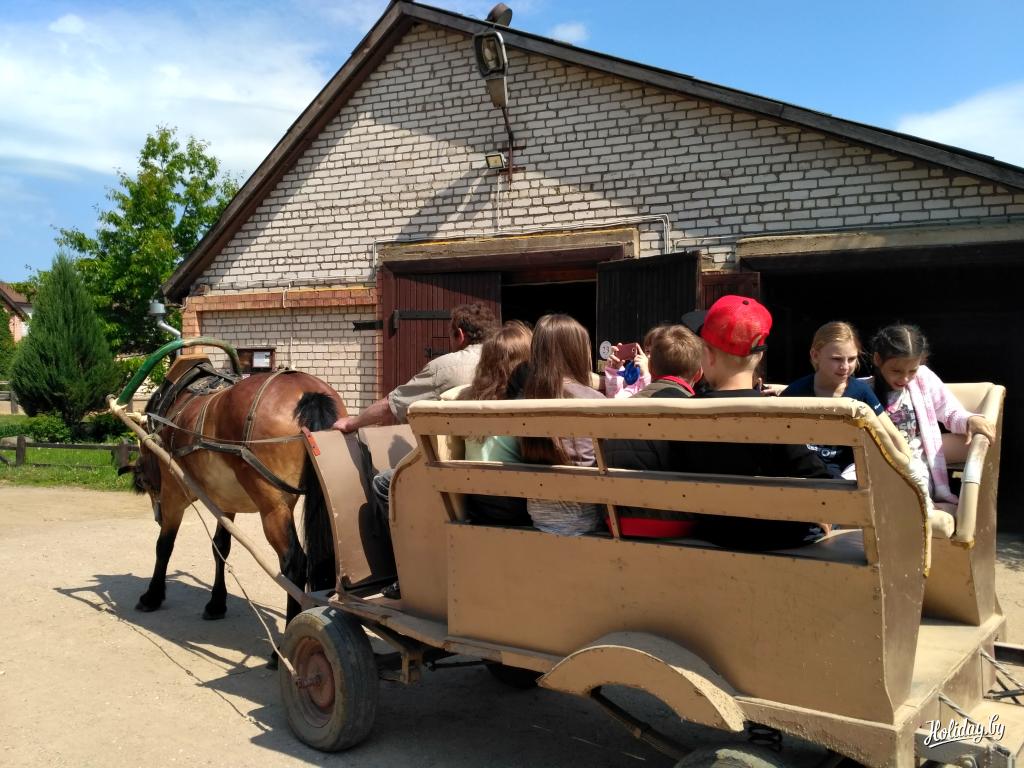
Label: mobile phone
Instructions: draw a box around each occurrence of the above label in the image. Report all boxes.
[617,342,640,360]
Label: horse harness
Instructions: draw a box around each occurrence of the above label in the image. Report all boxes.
[146,366,306,495]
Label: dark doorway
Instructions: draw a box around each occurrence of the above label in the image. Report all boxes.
[760,258,1024,530]
[501,278,596,338]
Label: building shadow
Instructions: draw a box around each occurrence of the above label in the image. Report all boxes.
[997,533,1024,573]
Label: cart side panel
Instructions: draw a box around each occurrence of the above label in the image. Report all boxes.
[447,524,894,722]
[388,449,449,620]
[922,384,1005,625]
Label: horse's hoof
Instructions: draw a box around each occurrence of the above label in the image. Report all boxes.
[202,605,227,621]
[136,593,163,612]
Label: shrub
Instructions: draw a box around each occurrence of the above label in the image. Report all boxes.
[82,411,132,442]
[25,413,72,443]
[9,253,119,428]
[116,355,167,391]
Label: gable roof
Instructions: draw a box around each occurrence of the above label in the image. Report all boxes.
[0,283,30,320]
[163,0,1024,300]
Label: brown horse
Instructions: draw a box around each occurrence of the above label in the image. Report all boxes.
[122,368,345,646]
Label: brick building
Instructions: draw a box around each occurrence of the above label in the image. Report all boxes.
[0,283,31,343]
[163,2,1024,509]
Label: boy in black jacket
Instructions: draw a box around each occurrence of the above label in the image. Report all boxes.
[664,295,830,550]
[603,325,702,533]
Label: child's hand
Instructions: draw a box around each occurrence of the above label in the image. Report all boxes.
[966,415,996,444]
[634,348,649,376]
[607,343,623,369]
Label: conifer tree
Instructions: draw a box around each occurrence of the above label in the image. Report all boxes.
[10,253,118,429]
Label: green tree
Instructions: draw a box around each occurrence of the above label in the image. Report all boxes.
[0,306,14,377]
[9,276,41,304]
[59,126,238,354]
[9,253,118,429]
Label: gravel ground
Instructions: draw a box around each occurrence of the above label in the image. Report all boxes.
[0,485,1021,768]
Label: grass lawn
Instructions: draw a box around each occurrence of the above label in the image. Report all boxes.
[0,439,135,491]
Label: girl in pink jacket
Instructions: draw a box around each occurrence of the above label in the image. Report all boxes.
[871,324,996,505]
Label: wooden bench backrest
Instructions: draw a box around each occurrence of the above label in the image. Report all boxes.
[389,397,929,722]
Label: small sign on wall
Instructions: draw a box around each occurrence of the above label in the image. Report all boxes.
[239,348,275,373]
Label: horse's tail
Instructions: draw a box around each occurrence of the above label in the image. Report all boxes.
[294,392,338,592]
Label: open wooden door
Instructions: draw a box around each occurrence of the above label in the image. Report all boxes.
[700,270,761,308]
[596,251,700,354]
[379,269,501,394]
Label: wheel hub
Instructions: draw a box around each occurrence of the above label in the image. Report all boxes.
[298,650,335,710]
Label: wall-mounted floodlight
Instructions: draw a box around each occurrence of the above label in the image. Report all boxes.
[484,151,508,170]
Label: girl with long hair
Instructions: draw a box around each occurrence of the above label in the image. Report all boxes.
[870,324,995,507]
[782,321,887,478]
[455,320,535,526]
[519,314,605,534]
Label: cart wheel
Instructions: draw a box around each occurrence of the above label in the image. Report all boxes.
[674,746,790,768]
[486,662,541,689]
[278,607,378,752]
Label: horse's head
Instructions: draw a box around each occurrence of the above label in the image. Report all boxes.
[118,447,163,520]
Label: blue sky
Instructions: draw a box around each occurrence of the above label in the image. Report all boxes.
[2,0,1023,282]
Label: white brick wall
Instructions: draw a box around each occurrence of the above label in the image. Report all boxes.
[200,307,379,410]
[202,24,1024,286]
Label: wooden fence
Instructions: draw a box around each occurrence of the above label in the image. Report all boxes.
[0,436,138,469]
[0,381,19,415]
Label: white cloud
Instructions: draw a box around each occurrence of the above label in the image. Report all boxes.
[0,7,373,181]
[547,21,588,45]
[895,82,1024,169]
[48,14,87,36]
[297,0,390,30]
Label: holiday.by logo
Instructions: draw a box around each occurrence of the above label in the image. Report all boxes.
[923,714,1006,747]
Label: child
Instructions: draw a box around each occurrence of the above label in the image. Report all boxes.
[520,314,606,535]
[604,337,653,398]
[680,295,830,550]
[871,324,995,508]
[782,321,886,478]
[603,324,703,536]
[458,320,534,526]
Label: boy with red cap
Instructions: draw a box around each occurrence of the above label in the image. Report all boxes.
[672,295,830,550]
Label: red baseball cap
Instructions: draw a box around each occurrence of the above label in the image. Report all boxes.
[700,295,772,357]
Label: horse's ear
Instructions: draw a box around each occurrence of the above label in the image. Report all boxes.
[117,464,135,476]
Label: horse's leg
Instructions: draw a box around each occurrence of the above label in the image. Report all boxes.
[202,514,236,620]
[248,482,306,667]
[137,484,188,612]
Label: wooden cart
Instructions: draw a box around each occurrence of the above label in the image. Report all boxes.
[280,383,1024,767]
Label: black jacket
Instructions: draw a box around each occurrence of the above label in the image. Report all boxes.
[662,388,830,550]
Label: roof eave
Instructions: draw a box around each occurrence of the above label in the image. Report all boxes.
[163,1,414,301]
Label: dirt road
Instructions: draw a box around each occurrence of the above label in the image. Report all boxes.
[1,485,1022,768]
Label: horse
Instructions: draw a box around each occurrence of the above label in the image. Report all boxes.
[121,366,344,653]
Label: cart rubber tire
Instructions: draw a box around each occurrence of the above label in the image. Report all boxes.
[486,662,541,689]
[674,746,790,768]
[278,607,378,752]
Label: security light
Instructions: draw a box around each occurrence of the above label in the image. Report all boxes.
[472,5,519,186]
[484,151,508,170]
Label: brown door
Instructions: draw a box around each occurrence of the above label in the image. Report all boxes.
[700,270,761,308]
[595,251,700,354]
[380,269,501,394]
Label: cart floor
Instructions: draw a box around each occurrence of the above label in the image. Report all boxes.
[905,613,1004,712]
